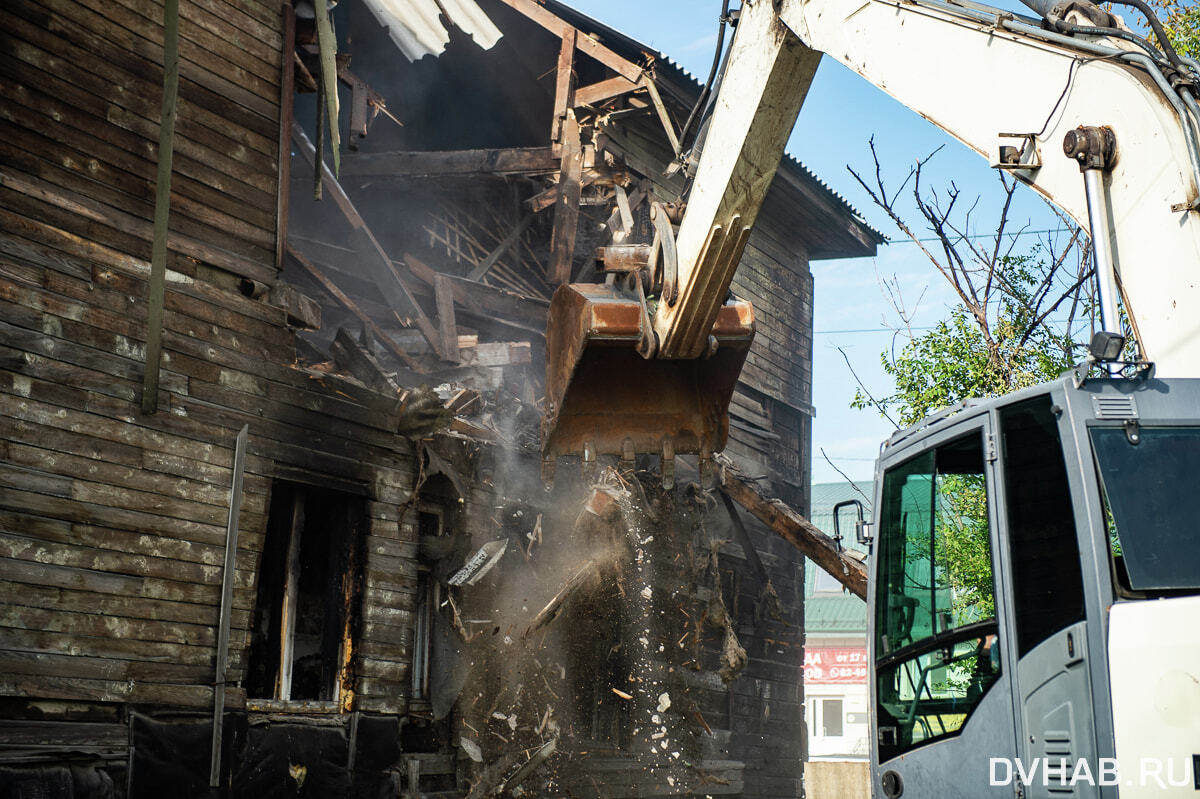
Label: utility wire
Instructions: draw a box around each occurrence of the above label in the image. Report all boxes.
[814,326,937,334]
[884,227,1072,244]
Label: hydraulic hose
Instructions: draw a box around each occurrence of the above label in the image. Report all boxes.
[1059,24,1173,70]
[1104,0,1186,71]
[676,0,732,154]
[913,0,1200,208]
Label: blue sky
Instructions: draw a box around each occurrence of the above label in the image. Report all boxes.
[566,0,1068,484]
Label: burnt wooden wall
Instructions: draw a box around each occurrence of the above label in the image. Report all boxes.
[0,0,420,720]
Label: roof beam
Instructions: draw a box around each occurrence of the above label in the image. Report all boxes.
[492,0,644,83]
[338,147,560,178]
[574,75,639,107]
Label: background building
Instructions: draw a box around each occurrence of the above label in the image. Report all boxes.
[804,482,871,761]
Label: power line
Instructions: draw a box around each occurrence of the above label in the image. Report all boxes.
[814,325,937,335]
[886,227,1073,244]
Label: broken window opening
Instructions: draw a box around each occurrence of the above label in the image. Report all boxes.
[246,481,366,705]
[412,473,465,718]
[412,505,445,703]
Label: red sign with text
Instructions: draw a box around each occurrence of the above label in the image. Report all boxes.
[804,647,868,683]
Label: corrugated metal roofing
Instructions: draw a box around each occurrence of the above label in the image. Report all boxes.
[364,0,503,62]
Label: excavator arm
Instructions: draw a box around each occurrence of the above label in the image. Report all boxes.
[542,0,1200,475]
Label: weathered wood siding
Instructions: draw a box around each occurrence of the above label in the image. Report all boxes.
[0,0,420,717]
[0,204,421,713]
[0,0,283,284]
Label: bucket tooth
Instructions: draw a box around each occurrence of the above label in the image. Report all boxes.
[619,437,636,474]
[582,441,598,482]
[699,451,714,488]
[661,437,675,490]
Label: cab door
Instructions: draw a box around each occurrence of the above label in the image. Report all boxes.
[995,396,1098,798]
[869,419,1018,798]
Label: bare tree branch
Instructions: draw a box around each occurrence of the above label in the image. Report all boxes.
[838,346,899,429]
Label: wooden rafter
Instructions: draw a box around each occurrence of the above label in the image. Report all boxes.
[574,75,639,107]
[291,124,447,360]
[141,0,181,415]
[285,244,427,373]
[493,0,643,83]
[551,28,577,145]
[339,147,559,178]
[549,111,583,285]
[719,457,868,600]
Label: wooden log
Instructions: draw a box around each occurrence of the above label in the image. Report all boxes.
[551,28,576,144]
[286,244,426,373]
[338,147,559,178]
[458,342,532,367]
[434,274,460,363]
[718,456,867,599]
[329,327,400,395]
[402,253,549,332]
[549,112,583,285]
[574,75,639,107]
[492,0,643,82]
[267,281,322,330]
[275,1,295,270]
[144,0,183,414]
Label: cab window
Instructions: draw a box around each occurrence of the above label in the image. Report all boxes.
[874,432,1000,761]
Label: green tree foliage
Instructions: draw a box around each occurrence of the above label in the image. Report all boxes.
[872,253,1084,428]
[936,474,994,622]
[1147,0,1199,59]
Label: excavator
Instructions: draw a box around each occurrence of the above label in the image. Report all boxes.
[541,0,1200,795]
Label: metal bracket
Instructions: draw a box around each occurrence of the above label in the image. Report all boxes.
[1069,357,1156,387]
[994,132,1041,170]
[832,499,866,549]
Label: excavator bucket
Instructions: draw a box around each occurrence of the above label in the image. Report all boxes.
[541,282,754,476]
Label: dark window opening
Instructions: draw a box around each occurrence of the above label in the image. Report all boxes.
[411,473,464,714]
[1000,396,1086,657]
[246,481,366,703]
[412,506,445,702]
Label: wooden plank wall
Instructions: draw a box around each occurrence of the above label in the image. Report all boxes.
[730,228,814,419]
[0,204,421,713]
[0,0,283,284]
[0,0,420,717]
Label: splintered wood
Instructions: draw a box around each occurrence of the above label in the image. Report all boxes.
[719,456,868,599]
